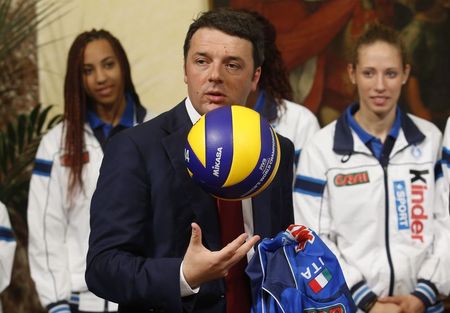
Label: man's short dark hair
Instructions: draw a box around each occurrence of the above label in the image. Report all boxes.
[183,8,265,70]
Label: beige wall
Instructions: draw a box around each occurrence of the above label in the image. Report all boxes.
[38,0,209,116]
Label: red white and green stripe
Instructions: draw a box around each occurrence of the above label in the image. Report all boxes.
[308,268,332,293]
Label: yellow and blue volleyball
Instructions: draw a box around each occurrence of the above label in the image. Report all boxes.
[184,105,280,200]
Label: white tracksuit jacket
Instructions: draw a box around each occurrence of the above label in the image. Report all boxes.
[28,106,149,313]
[0,201,16,313]
[294,106,450,312]
[256,96,320,171]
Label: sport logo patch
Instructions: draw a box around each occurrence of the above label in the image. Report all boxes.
[393,181,410,230]
[334,171,369,187]
[304,304,345,313]
[409,169,429,243]
[212,146,223,178]
[307,267,332,293]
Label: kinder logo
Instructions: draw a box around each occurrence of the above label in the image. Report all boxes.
[393,181,410,230]
[304,303,345,313]
[409,169,429,243]
[334,171,369,187]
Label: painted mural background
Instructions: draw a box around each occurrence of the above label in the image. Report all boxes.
[213,0,450,129]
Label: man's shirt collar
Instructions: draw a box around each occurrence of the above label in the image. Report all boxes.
[185,96,201,125]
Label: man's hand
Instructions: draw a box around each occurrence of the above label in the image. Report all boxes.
[182,222,260,288]
[378,295,425,313]
[369,301,402,313]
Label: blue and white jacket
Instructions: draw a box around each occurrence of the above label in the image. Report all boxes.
[246,224,356,313]
[27,101,150,313]
[0,201,16,313]
[294,105,450,312]
[254,92,320,171]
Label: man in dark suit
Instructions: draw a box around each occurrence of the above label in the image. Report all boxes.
[86,8,294,313]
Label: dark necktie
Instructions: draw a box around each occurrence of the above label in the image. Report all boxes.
[216,199,251,313]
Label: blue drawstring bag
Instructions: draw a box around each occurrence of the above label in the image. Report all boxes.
[246,225,357,313]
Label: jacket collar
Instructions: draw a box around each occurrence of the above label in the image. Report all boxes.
[83,96,147,137]
[333,103,425,155]
[160,98,193,135]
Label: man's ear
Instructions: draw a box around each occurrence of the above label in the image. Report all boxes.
[251,67,262,91]
[183,63,188,84]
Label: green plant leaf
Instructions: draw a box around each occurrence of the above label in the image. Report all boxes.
[0,0,60,61]
[16,113,26,154]
[27,104,40,142]
[36,105,52,134]
[0,0,12,36]
[6,121,16,162]
[0,105,62,211]
[47,113,62,129]
[0,132,7,173]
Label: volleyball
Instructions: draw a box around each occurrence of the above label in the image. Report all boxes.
[184,105,280,200]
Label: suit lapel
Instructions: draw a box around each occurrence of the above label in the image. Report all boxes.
[161,102,222,251]
[252,185,273,240]
[252,135,291,240]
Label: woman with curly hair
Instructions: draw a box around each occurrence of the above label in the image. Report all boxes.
[245,10,320,173]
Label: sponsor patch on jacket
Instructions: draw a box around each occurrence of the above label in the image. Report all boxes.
[393,181,410,230]
[304,304,345,313]
[308,267,332,293]
[60,151,90,167]
[333,171,369,187]
[409,169,429,243]
[394,170,430,242]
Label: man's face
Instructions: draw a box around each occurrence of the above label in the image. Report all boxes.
[184,27,261,115]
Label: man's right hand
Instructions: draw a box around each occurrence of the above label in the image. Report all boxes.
[182,222,260,288]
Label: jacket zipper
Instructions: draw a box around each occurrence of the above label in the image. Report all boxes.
[382,163,395,296]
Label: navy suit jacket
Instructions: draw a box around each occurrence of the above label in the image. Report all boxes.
[86,101,294,313]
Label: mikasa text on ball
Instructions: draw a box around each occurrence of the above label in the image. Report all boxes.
[184,105,280,200]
